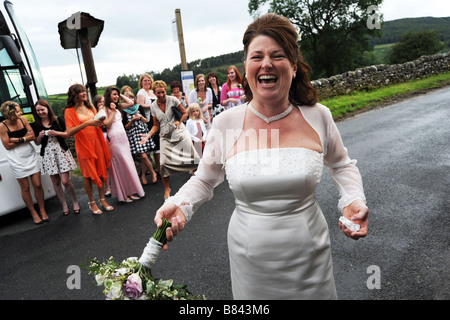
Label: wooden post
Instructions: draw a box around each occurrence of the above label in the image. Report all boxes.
[77,28,98,100]
[175,9,188,71]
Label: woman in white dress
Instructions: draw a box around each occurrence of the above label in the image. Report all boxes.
[188,74,213,130]
[0,101,49,224]
[149,13,369,299]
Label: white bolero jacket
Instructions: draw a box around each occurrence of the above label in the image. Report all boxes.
[166,103,366,221]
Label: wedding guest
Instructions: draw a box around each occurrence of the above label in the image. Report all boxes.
[220,65,245,110]
[93,94,112,198]
[137,73,160,174]
[188,74,213,130]
[103,86,144,203]
[207,72,224,118]
[120,85,133,96]
[140,80,200,199]
[185,103,207,159]
[137,73,157,125]
[170,80,188,109]
[32,99,79,216]
[0,101,48,224]
[122,91,158,186]
[65,84,112,215]
[150,13,369,300]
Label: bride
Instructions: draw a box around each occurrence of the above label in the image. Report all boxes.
[145,13,369,300]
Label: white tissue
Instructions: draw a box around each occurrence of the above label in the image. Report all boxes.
[339,216,360,232]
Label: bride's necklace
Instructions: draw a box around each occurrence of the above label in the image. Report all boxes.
[248,103,294,124]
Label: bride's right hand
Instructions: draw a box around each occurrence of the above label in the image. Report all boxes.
[154,203,186,250]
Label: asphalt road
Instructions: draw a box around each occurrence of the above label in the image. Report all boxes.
[0,87,448,301]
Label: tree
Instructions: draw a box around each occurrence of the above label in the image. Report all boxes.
[388,30,446,64]
[116,74,141,92]
[248,0,383,78]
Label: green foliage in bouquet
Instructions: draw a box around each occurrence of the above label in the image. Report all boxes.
[82,218,206,300]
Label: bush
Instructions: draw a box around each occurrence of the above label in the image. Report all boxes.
[388,30,446,64]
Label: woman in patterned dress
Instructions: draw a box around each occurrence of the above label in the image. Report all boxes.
[32,99,79,216]
[122,91,157,185]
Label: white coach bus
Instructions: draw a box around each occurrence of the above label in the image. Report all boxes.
[0,0,56,216]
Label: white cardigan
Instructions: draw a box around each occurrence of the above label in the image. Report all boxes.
[167,103,366,220]
[185,119,207,143]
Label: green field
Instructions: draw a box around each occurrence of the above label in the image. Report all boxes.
[373,43,396,63]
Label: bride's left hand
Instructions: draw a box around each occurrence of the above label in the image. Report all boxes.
[341,200,369,240]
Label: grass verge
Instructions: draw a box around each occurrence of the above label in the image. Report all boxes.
[321,71,450,119]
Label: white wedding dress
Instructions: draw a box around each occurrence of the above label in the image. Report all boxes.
[225,148,336,299]
[166,104,366,300]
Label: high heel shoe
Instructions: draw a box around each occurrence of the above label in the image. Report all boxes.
[98,198,114,211]
[88,201,103,215]
[122,197,133,203]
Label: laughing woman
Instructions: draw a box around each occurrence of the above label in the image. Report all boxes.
[148,13,369,300]
[103,86,145,203]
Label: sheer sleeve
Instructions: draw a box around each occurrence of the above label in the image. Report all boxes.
[322,107,366,212]
[188,90,197,106]
[206,88,213,104]
[165,116,226,221]
[301,104,366,212]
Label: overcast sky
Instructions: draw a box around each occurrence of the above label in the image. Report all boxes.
[9,0,450,94]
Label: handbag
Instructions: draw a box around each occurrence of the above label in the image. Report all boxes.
[172,106,183,121]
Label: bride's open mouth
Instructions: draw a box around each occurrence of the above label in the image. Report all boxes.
[258,74,278,86]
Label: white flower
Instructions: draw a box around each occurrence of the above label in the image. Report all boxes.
[114,267,129,276]
[95,273,106,285]
[107,281,123,300]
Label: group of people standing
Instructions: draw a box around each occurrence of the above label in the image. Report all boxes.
[0,64,246,223]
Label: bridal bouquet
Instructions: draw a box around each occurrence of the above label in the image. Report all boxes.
[83,219,206,300]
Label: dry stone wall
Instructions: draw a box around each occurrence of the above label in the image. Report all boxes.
[312,52,450,100]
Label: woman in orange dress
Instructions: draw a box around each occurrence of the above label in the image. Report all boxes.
[64,84,112,215]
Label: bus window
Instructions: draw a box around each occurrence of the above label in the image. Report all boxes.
[0,37,28,105]
[4,1,48,101]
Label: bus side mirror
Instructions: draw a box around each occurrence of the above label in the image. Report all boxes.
[0,35,23,65]
[22,74,32,86]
